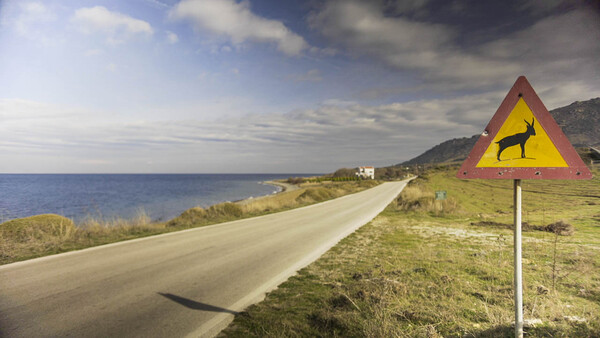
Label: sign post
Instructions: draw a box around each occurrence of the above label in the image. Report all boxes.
[513,179,523,337]
[457,76,592,338]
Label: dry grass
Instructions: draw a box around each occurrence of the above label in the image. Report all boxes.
[396,180,460,216]
[221,167,600,337]
[0,210,166,264]
[167,180,381,228]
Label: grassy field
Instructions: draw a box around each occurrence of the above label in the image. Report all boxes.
[0,180,380,265]
[221,166,600,337]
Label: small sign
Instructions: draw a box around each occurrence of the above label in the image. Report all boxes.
[458,76,592,180]
[435,191,447,200]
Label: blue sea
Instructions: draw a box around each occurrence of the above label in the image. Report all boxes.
[0,174,315,223]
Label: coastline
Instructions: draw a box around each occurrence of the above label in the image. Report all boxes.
[0,174,308,224]
[236,180,299,206]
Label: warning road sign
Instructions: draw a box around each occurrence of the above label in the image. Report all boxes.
[458,76,592,180]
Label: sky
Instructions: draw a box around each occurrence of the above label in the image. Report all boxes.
[0,0,599,173]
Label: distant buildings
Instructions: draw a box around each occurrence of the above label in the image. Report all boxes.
[356,166,375,179]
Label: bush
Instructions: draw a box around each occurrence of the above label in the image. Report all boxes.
[537,220,575,236]
[333,168,358,178]
[167,202,244,228]
[0,214,76,243]
[298,187,335,203]
[287,177,305,184]
[208,202,244,218]
[396,181,458,215]
[166,207,207,227]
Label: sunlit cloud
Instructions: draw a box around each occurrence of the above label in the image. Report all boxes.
[72,6,153,45]
[170,0,309,56]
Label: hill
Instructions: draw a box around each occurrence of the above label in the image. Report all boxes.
[401,97,600,165]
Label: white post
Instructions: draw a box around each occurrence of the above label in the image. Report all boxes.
[514,179,523,338]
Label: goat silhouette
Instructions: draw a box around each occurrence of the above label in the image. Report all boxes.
[496,118,536,161]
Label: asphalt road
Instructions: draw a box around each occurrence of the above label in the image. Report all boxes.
[0,180,409,337]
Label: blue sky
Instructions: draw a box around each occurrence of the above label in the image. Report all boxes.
[1,0,599,173]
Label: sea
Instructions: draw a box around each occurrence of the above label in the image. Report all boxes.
[0,174,315,224]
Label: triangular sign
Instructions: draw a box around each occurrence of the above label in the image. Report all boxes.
[458,76,592,180]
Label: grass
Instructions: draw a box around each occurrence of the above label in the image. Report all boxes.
[221,166,600,337]
[0,179,381,265]
[166,180,380,228]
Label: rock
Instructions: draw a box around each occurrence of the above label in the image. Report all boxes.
[564,315,586,324]
[523,318,543,328]
[537,285,549,295]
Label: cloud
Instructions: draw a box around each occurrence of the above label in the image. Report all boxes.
[309,1,521,87]
[308,0,600,96]
[0,94,501,172]
[1,1,60,45]
[72,6,154,44]
[518,0,565,14]
[478,8,600,104]
[166,30,179,43]
[290,69,323,83]
[3,82,596,173]
[170,0,309,56]
[142,0,171,9]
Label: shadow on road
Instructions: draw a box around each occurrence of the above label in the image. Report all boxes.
[158,293,238,314]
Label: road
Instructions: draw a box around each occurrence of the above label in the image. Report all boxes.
[0,180,409,337]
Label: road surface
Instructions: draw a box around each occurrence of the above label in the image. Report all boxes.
[0,180,409,337]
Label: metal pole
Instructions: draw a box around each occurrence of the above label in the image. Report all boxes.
[514,179,523,338]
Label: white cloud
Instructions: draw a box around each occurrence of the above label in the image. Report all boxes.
[1,1,61,45]
[170,0,309,56]
[2,85,596,173]
[0,94,497,172]
[106,63,117,72]
[72,6,153,44]
[166,30,179,43]
[142,0,171,9]
[14,2,56,34]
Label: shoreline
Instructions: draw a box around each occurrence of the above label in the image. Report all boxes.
[235,180,299,206]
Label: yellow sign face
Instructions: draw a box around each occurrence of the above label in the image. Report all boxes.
[476,98,567,168]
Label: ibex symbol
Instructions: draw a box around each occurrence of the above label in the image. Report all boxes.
[496,118,536,161]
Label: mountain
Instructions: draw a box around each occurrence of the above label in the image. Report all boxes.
[549,98,600,147]
[401,97,600,165]
[402,135,478,165]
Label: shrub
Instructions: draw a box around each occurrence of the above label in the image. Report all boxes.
[167,202,244,228]
[166,207,207,227]
[287,177,305,184]
[298,187,335,203]
[537,220,575,236]
[0,214,76,243]
[396,181,458,215]
[208,202,244,218]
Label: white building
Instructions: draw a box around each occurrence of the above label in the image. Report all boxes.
[356,166,375,179]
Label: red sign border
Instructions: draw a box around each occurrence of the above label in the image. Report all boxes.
[457,76,592,180]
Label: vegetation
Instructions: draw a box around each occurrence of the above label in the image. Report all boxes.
[0,211,165,265]
[0,179,381,265]
[222,165,600,337]
[166,180,380,228]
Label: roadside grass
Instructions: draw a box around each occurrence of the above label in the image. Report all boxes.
[0,180,381,265]
[221,166,600,337]
[165,180,380,228]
